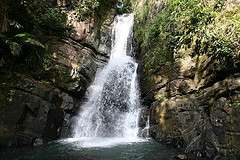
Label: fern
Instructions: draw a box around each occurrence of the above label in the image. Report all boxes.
[15,33,45,48]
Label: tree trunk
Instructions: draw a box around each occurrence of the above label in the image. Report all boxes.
[0,0,8,32]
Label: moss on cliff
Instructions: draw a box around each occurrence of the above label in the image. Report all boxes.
[133,0,240,92]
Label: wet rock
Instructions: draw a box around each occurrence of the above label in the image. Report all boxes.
[0,32,113,148]
[66,9,115,64]
[42,90,64,142]
[33,138,43,146]
[46,38,99,95]
[138,107,150,129]
[67,11,95,41]
[134,0,240,158]
[0,1,115,148]
[175,154,187,160]
[0,74,80,147]
[148,76,240,157]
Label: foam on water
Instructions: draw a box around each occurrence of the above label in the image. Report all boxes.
[60,137,146,148]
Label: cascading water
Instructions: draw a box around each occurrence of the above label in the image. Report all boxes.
[72,14,143,146]
[1,13,179,160]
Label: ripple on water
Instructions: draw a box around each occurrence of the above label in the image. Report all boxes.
[0,138,179,160]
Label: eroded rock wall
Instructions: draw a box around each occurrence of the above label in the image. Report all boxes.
[0,3,115,147]
[133,0,240,159]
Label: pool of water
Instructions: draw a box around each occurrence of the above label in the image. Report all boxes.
[0,138,179,160]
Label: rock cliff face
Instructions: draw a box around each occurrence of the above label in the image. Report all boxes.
[0,5,114,147]
[133,0,240,158]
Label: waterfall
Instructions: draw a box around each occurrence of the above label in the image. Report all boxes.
[73,14,142,144]
[140,115,151,138]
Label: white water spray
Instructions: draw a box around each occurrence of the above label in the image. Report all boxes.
[72,14,143,146]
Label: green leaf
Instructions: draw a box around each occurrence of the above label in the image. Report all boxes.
[14,33,45,48]
[15,32,32,38]
[7,41,22,56]
[24,38,45,48]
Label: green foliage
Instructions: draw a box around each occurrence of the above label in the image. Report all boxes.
[229,100,240,111]
[74,0,132,22]
[15,33,45,48]
[7,0,67,35]
[75,0,100,21]
[2,33,45,55]
[0,32,46,69]
[7,0,48,31]
[7,41,21,56]
[74,0,118,22]
[39,8,67,36]
[199,32,234,61]
[1,0,68,70]
[155,93,167,102]
[116,0,132,14]
[134,0,240,79]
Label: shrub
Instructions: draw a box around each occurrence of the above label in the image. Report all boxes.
[7,0,67,36]
[133,0,240,79]
[39,8,67,36]
[0,32,46,69]
[75,0,100,21]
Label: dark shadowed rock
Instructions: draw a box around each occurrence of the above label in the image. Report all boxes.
[175,154,187,160]
[0,36,112,147]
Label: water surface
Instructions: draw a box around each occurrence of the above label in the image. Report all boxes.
[0,138,179,160]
